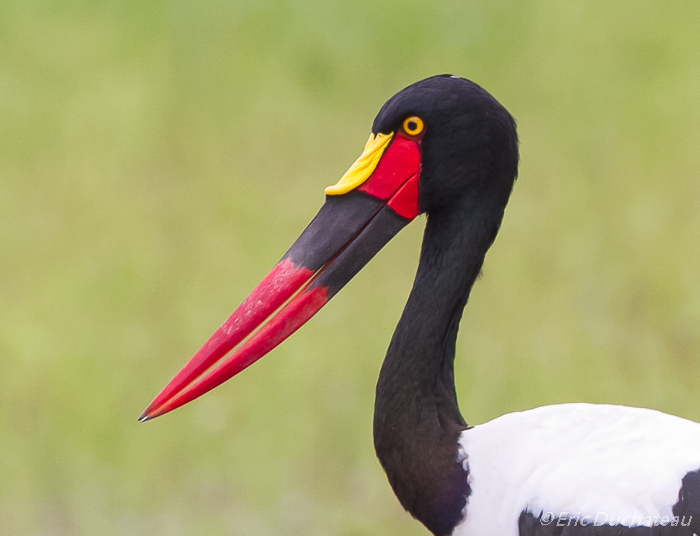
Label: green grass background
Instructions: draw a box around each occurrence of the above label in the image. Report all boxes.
[2,1,700,534]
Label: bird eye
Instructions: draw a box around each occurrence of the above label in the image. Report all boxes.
[402,116,424,136]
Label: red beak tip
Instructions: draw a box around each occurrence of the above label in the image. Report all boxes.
[138,407,161,422]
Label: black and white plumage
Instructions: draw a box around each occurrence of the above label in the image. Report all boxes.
[457,404,700,535]
[142,75,700,536]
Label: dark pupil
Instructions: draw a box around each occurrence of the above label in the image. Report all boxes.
[407,121,417,132]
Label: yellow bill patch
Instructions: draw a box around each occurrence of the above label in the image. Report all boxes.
[325,132,394,195]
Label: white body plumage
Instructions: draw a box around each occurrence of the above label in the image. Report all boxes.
[456,403,700,535]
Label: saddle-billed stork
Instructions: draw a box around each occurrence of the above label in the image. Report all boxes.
[141,75,700,536]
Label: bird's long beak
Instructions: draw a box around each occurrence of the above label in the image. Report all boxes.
[140,131,422,421]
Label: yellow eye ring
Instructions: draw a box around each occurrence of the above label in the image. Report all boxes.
[402,116,424,136]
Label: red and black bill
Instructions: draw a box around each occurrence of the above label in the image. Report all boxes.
[140,130,423,421]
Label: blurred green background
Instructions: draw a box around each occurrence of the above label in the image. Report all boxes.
[2,1,700,534]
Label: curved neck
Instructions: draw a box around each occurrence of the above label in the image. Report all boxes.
[373,196,506,536]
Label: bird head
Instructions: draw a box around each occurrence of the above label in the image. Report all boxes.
[140,75,518,421]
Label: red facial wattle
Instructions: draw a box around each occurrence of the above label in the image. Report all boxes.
[358,132,421,220]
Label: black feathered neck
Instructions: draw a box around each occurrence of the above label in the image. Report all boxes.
[373,181,513,536]
[369,75,518,536]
